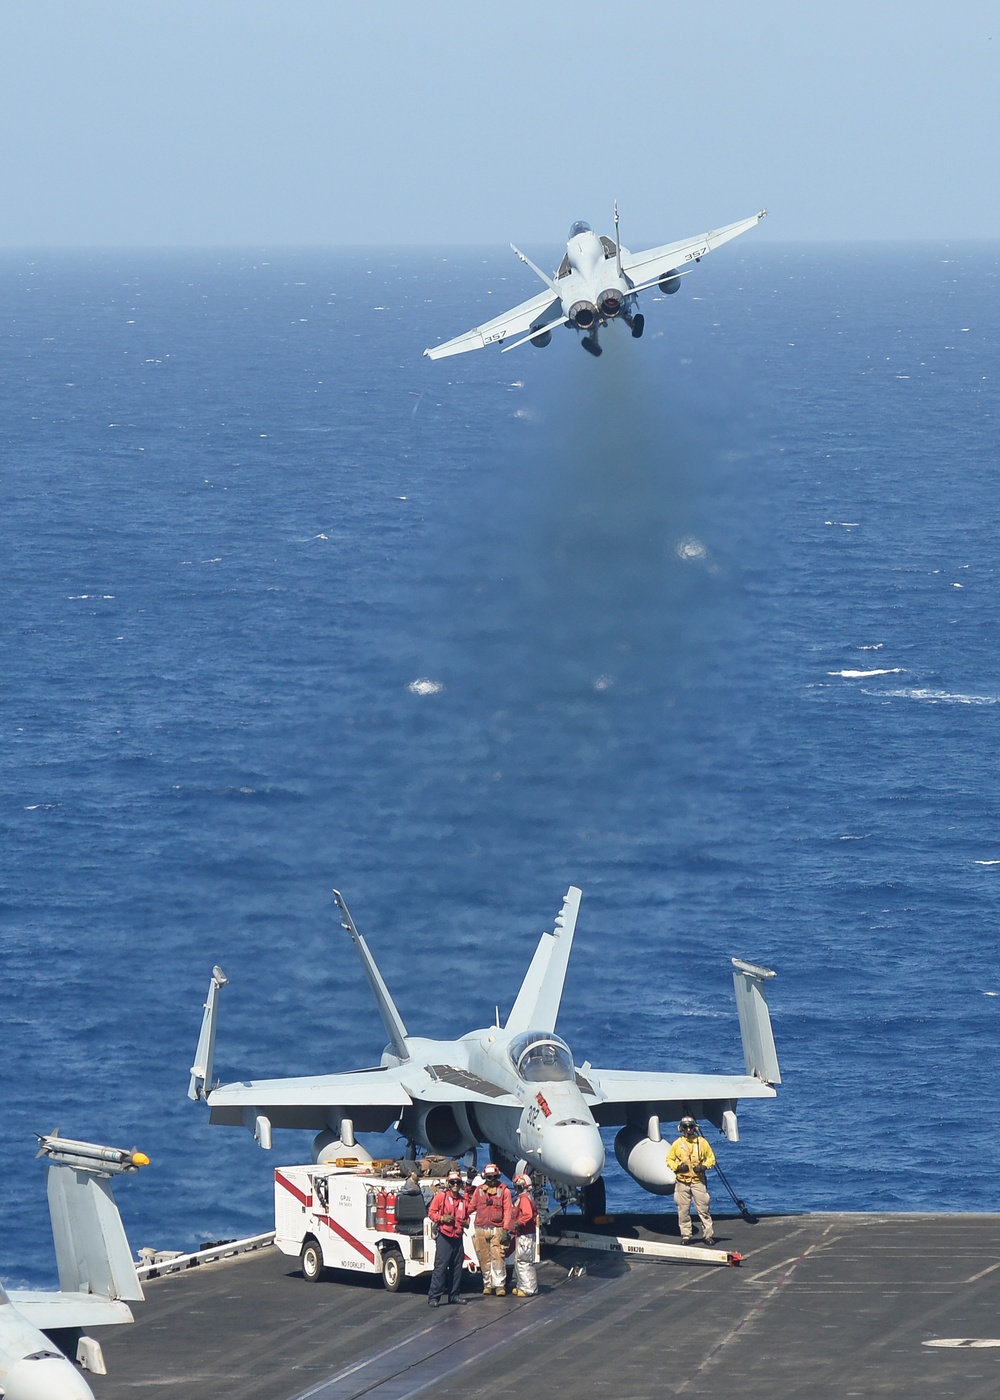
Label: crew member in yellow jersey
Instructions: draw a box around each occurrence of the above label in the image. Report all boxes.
[665,1116,717,1245]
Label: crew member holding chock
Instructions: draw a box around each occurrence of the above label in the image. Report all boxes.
[666,1116,717,1246]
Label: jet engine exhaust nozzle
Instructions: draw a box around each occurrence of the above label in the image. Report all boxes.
[597,290,624,318]
[568,300,599,330]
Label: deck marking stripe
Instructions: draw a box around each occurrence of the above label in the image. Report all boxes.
[963,1259,1000,1284]
[673,1214,845,1394]
[276,1170,313,1209]
[924,1338,1000,1348]
[286,1270,620,1400]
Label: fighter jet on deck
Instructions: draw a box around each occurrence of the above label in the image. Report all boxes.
[189,888,780,1212]
[424,209,766,359]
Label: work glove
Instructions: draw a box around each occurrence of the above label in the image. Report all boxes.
[441,1213,454,1225]
[500,1230,511,1246]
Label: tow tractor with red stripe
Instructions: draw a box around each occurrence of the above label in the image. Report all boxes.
[274,1159,539,1292]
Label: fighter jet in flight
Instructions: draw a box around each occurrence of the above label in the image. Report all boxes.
[0,1133,148,1400]
[190,888,780,1212]
[424,208,766,359]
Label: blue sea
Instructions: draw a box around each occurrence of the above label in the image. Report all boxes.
[2,241,999,1287]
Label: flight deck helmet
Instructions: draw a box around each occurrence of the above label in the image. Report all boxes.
[679,1116,700,1137]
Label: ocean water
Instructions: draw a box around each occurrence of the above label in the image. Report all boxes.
[2,241,999,1287]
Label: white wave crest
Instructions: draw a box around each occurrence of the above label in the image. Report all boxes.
[875,688,1000,706]
[408,678,445,696]
[829,668,905,678]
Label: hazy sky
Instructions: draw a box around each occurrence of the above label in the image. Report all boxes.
[1,0,998,245]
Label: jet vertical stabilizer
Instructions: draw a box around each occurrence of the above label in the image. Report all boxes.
[505,886,582,1033]
[731,958,781,1085]
[188,965,228,1101]
[45,1158,145,1302]
[333,889,410,1061]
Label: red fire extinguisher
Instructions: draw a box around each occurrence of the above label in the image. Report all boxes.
[385,1191,397,1233]
[375,1187,388,1231]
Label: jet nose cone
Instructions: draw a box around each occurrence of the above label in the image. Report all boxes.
[6,1355,97,1400]
[541,1122,606,1186]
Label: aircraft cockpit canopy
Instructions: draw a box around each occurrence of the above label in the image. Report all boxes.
[568,220,592,239]
[509,1031,574,1083]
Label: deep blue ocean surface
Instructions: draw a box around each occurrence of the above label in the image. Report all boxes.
[3,241,999,1286]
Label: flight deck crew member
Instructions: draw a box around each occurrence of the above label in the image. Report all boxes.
[666,1117,717,1245]
[427,1170,470,1306]
[510,1174,538,1297]
[469,1163,514,1294]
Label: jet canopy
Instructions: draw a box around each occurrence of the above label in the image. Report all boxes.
[568,220,592,238]
[509,1031,574,1083]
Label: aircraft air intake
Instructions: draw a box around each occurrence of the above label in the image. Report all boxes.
[568,300,598,330]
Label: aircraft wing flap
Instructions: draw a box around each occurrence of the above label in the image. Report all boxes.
[582,1068,778,1106]
[621,212,766,289]
[11,1290,134,1328]
[208,1069,413,1109]
[424,289,559,359]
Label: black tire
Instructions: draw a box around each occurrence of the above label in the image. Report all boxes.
[630,314,645,340]
[300,1237,325,1282]
[582,1176,607,1221]
[381,1246,405,1293]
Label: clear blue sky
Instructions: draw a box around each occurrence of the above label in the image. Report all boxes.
[1,0,997,245]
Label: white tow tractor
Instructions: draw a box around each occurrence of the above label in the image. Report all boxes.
[274,1160,541,1292]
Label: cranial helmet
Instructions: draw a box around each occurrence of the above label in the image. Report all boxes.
[679,1117,699,1133]
[484,1162,500,1178]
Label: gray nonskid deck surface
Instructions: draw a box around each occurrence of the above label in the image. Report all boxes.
[90,1214,1000,1399]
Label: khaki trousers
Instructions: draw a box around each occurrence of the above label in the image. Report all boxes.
[674,1177,713,1239]
[474,1227,507,1289]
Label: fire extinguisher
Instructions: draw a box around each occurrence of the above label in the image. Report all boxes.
[385,1191,397,1233]
[375,1187,388,1231]
[366,1187,377,1230]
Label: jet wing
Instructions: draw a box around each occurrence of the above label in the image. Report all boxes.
[424,288,560,360]
[579,1067,776,1126]
[621,211,766,294]
[10,1291,135,1328]
[208,1067,413,1110]
[206,1063,521,1133]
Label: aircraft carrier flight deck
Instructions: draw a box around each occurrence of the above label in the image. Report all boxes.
[90,1210,1000,1400]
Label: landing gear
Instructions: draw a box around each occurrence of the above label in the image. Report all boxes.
[630,314,644,340]
[546,1176,607,1221]
[582,333,602,357]
[581,1177,607,1222]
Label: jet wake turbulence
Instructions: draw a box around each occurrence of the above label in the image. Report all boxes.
[424,208,766,359]
[189,888,780,1212]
